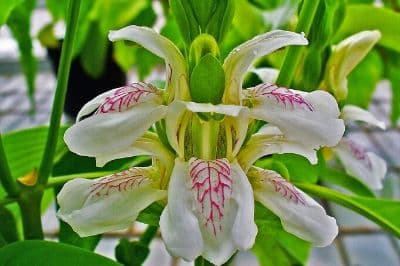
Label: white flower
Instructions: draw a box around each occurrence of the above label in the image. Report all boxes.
[333,105,387,190]
[57,25,344,265]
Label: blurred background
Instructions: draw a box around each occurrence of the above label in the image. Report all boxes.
[1,0,399,265]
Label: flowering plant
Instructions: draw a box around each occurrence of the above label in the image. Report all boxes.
[0,0,400,265]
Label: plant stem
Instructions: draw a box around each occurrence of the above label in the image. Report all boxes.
[0,134,19,197]
[37,0,81,185]
[139,225,158,246]
[18,190,44,239]
[276,0,320,87]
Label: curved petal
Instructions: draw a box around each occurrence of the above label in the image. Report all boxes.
[249,167,338,247]
[57,167,166,237]
[76,82,163,121]
[251,67,279,83]
[184,102,245,117]
[109,25,189,100]
[324,30,381,100]
[159,159,203,261]
[238,125,317,172]
[246,83,345,148]
[341,105,386,129]
[334,138,386,190]
[223,30,308,104]
[95,133,175,168]
[65,102,167,165]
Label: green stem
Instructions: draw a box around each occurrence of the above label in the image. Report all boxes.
[37,0,81,185]
[139,226,158,245]
[276,0,320,87]
[18,191,44,239]
[0,134,19,197]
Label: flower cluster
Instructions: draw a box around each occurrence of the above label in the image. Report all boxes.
[57,25,346,265]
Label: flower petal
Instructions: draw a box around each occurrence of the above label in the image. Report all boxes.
[251,67,279,83]
[246,83,345,148]
[238,125,317,172]
[184,102,245,117]
[249,167,338,246]
[341,105,386,129]
[159,159,203,261]
[109,25,189,100]
[57,167,166,236]
[64,102,167,165]
[333,138,387,190]
[323,30,381,100]
[76,82,163,121]
[223,30,308,104]
[95,133,174,168]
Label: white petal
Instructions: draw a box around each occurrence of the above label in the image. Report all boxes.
[238,125,317,172]
[57,167,166,236]
[76,82,163,121]
[223,30,308,104]
[64,103,167,164]
[109,25,189,100]
[249,167,338,246]
[324,30,381,100]
[184,102,245,117]
[159,159,203,261]
[165,101,188,158]
[95,134,174,168]
[247,83,345,148]
[230,161,258,249]
[251,67,279,83]
[342,105,386,129]
[334,138,387,190]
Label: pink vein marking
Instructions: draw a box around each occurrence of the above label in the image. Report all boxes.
[96,82,157,114]
[260,170,306,205]
[343,138,372,169]
[252,83,314,111]
[189,158,232,236]
[88,168,149,198]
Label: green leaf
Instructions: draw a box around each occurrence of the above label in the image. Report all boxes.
[79,21,109,78]
[335,4,400,53]
[136,203,164,226]
[0,0,23,25]
[253,203,311,266]
[296,183,400,237]
[387,52,400,126]
[2,126,67,179]
[0,240,121,266]
[170,0,200,46]
[0,234,6,248]
[189,54,225,104]
[0,207,18,244]
[273,154,318,183]
[319,167,375,197]
[206,0,235,42]
[7,0,37,107]
[346,49,383,108]
[115,238,150,266]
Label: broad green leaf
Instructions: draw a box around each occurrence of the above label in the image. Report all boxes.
[136,203,164,226]
[0,207,18,244]
[115,238,150,266]
[387,52,400,126]
[0,0,23,25]
[2,126,67,179]
[273,154,318,183]
[296,183,400,237]
[0,240,121,266]
[252,203,311,266]
[319,167,374,197]
[7,0,37,107]
[335,4,400,53]
[346,50,383,108]
[190,54,225,104]
[79,21,108,78]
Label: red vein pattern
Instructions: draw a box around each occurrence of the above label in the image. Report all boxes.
[258,169,306,205]
[189,158,232,236]
[342,138,372,169]
[88,168,150,198]
[250,83,314,111]
[96,82,158,114]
